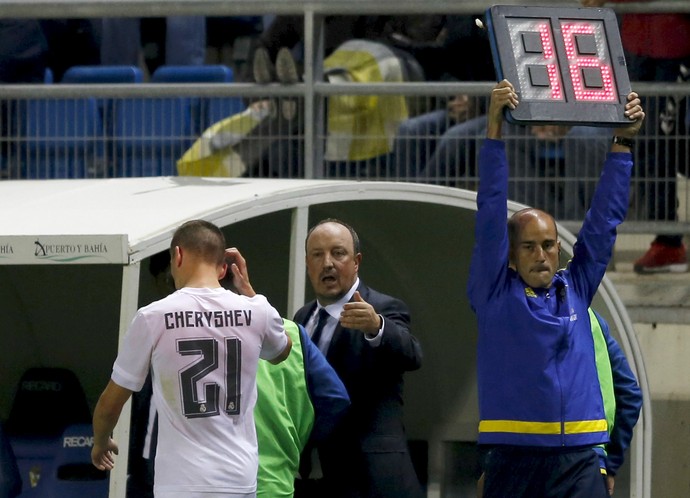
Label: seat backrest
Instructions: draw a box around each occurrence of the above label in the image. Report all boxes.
[112,97,194,176]
[151,64,244,133]
[113,98,192,144]
[151,65,234,83]
[6,368,91,438]
[62,65,144,84]
[9,435,59,496]
[42,423,109,498]
[24,98,103,146]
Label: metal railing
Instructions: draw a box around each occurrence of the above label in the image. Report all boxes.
[2,81,689,231]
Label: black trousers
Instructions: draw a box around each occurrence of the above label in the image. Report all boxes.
[482,446,608,498]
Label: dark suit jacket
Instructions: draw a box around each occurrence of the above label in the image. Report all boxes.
[294,281,424,498]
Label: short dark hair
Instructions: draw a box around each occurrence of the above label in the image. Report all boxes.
[170,220,226,266]
[306,218,361,254]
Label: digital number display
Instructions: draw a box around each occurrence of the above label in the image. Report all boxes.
[486,6,631,126]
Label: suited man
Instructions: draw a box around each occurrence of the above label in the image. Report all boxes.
[293,218,424,498]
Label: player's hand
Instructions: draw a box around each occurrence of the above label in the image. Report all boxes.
[606,475,615,495]
[91,437,118,471]
[487,79,519,139]
[340,291,381,337]
[224,247,256,297]
[617,92,645,138]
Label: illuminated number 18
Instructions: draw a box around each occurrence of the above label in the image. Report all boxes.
[177,337,241,418]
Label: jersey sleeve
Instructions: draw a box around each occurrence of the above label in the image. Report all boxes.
[256,295,289,361]
[112,310,155,392]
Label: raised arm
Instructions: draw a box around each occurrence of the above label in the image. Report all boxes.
[225,246,292,364]
[568,92,645,300]
[468,80,519,308]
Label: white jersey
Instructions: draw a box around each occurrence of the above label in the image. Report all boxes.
[112,287,288,496]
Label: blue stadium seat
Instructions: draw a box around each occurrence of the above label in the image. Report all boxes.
[42,424,109,498]
[22,98,104,178]
[6,368,92,498]
[10,435,59,497]
[62,65,144,84]
[61,65,145,143]
[10,424,109,498]
[152,64,245,132]
[0,422,22,498]
[112,97,193,176]
[151,64,233,83]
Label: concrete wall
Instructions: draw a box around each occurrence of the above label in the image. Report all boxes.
[635,323,690,498]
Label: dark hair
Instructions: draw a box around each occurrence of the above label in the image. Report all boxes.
[306,218,361,254]
[170,220,226,266]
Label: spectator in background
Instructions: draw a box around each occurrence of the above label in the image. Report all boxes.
[392,94,483,183]
[391,14,494,181]
[582,0,690,273]
[249,15,446,178]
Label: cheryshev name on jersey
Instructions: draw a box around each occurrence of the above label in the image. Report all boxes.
[164,309,252,330]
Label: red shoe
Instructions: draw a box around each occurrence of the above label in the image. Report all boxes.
[633,242,688,274]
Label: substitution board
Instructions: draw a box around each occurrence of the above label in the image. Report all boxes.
[486,5,631,126]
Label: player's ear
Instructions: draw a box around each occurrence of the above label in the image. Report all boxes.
[172,246,183,267]
[218,263,228,280]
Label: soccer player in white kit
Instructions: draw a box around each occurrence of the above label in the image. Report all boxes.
[91,220,292,498]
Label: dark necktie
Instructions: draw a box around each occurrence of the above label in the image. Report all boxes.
[310,308,330,347]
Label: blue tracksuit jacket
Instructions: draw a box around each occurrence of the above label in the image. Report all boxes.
[468,138,633,447]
